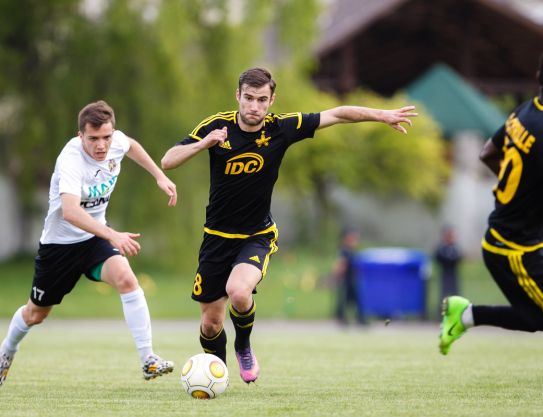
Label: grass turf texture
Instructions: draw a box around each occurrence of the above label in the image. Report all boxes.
[0,320,542,417]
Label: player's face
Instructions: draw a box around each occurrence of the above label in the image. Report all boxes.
[79,122,114,161]
[236,84,275,131]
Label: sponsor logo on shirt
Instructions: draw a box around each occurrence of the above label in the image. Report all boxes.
[80,195,111,209]
[87,175,118,198]
[224,153,264,175]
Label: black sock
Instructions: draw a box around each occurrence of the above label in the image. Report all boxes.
[200,326,227,363]
[230,301,256,352]
[473,305,542,332]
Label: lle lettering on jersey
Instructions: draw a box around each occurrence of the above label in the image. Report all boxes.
[224,153,264,175]
[505,114,536,154]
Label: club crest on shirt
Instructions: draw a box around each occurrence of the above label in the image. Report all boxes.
[255,131,271,147]
[108,159,117,172]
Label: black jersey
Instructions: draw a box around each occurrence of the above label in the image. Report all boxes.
[179,111,320,235]
[488,97,543,245]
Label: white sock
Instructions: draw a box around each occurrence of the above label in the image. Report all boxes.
[1,305,31,356]
[461,304,474,328]
[120,287,153,364]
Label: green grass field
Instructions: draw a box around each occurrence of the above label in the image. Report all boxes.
[0,250,506,321]
[1,320,542,417]
[0,251,533,416]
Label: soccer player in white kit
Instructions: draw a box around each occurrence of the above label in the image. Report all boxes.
[0,101,178,385]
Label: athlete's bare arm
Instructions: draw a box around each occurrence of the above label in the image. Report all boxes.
[479,138,502,176]
[60,193,141,256]
[161,127,228,170]
[318,105,417,134]
[126,138,177,207]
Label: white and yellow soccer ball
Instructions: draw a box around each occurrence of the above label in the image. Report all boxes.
[180,353,229,399]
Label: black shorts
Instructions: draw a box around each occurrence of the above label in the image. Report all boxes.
[191,226,279,303]
[31,236,120,306]
[482,228,543,325]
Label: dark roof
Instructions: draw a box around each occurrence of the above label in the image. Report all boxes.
[406,63,506,137]
[314,0,543,97]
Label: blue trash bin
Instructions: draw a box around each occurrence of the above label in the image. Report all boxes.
[355,248,428,319]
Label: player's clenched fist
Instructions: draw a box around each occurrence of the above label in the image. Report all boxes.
[202,127,228,148]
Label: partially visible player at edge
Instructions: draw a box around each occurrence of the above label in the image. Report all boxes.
[0,101,178,386]
[439,54,543,355]
[161,68,417,383]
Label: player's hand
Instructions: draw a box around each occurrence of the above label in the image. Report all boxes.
[157,174,178,207]
[109,230,141,257]
[202,127,228,148]
[382,106,418,134]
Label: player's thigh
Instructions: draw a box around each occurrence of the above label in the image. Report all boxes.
[226,263,262,296]
[484,248,543,321]
[192,234,240,303]
[100,255,138,292]
[31,243,86,306]
[191,261,231,302]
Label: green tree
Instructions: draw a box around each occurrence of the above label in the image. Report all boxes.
[274,76,447,243]
[0,0,447,268]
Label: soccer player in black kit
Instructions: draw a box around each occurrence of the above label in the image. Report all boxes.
[440,54,543,355]
[162,68,417,382]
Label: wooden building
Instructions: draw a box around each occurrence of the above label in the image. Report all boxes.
[314,0,543,98]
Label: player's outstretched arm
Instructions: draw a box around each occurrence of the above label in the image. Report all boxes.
[161,127,228,170]
[61,193,141,256]
[318,105,418,134]
[126,138,177,207]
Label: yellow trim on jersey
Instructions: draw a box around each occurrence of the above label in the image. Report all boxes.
[489,228,543,252]
[274,112,302,129]
[229,302,256,318]
[534,97,543,112]
[204,223,278,239]
[482,237,543,310]
[189,111,237,140]
[481,238,518,256]
[262,226,279,276]
[509,253,543,310]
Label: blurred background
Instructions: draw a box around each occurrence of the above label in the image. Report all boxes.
[1,0,542,321]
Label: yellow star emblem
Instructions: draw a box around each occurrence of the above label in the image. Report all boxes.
[255,131,271,148]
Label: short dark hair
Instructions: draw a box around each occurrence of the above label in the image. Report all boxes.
[78,100,116,132]
[238,67,276,95]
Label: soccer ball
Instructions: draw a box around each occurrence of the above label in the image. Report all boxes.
[180,353,229,399]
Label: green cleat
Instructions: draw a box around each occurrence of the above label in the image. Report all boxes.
[439,296,469,355]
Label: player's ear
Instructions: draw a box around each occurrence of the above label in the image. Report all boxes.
[269,93,275,107]
[236,88,241,102]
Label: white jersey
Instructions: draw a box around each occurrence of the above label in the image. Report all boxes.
[40,130,131,244]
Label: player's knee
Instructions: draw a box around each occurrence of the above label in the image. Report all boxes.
[226,286,251,307]
[112,270,138,293]
[26,309,49,326]
[201,320,223,337]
